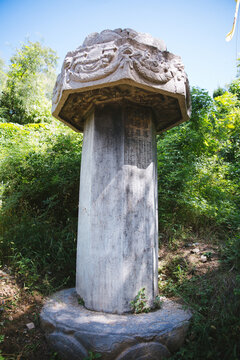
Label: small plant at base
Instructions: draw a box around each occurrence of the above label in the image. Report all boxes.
[49,352,60,360]
[130,288,150,314]
[78,296,85,306]
[203,251,212,260]
[154,295,163,309]
[163,255,189,283]
[83,351,102,360]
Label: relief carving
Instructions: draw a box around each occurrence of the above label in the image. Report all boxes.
[67,45,119,83]
[67,45,181,85]
[53,29,191,133]
[53,29,187,105]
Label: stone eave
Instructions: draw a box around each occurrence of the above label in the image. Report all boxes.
[52,78,190,134]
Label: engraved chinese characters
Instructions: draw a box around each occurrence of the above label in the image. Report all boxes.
[76,103,158,313]
[124,106,153,169]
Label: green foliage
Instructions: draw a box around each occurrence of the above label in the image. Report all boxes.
[49,352,60,360]
[156,84,240,358]
[228,79,240,100]
[130,288,150,314]
[0,335,5,360]
[220,236,240,271]
[213,87,226,98]
[203,251,213,260]
[0,40,57,124]
[161,270,240,360]
[78,296,85,306]
[0,122,82,292]
[153,295,162,309]
[160,255,189,283]
[0,57,6,93]
[83,351,102,360]
[0,40,240,359]
[157,86,240,237]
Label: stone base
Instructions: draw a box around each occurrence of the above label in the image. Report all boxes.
[40,288,192,360]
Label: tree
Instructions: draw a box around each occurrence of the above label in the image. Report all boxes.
[228,78,240,100]
[0,57,6,93]
[157,85,240,233]
[213,87,227,98]
[0,40,58,124]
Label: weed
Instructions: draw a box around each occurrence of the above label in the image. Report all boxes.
[83,351,102,360]
[161,271,240,359]
[0,335,4,360]
[220,236,240,271]
[77,296,85,306]
[49,352,60,360]
[153,295,162,309]
[234,275,240,296]
[161,255,189,283]
[130,288,150,314]
[203,251,213,260]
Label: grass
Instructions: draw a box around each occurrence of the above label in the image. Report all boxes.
[158,230,240,360]
[0,222,239,359]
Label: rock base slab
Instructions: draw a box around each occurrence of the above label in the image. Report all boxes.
[40,288,192,360]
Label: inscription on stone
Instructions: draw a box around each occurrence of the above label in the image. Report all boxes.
[124,107,153,169]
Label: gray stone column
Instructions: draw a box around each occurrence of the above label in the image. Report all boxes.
[76,103,158,313]
[41,29,192,360]
[51,28,191,315]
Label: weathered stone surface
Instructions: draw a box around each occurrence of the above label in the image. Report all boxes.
[48,29,192,358]
[76,103,158,313]
[40,288,192,360]
[116,343,170,360]
[52,28,190,133]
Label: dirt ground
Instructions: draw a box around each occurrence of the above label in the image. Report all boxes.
[0,241,220,360]
[158,241,220,277]
[0,267,51,360]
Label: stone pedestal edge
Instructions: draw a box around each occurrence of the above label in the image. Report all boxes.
[40,288,192,360]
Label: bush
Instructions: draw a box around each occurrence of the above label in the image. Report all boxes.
[0,121,83,292]
[157,87,240,237]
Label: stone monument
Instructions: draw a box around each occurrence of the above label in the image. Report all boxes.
[41,29,191,359]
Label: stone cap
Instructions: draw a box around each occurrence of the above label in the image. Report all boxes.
[52,28,191,133]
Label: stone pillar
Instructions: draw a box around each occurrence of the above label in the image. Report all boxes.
[51,28,191,315]
[41,29,192,360]
[76,103,158,313]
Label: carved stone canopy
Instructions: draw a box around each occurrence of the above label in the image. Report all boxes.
[52,28,191,133]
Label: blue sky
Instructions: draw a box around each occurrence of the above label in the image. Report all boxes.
[0,0,238,95]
